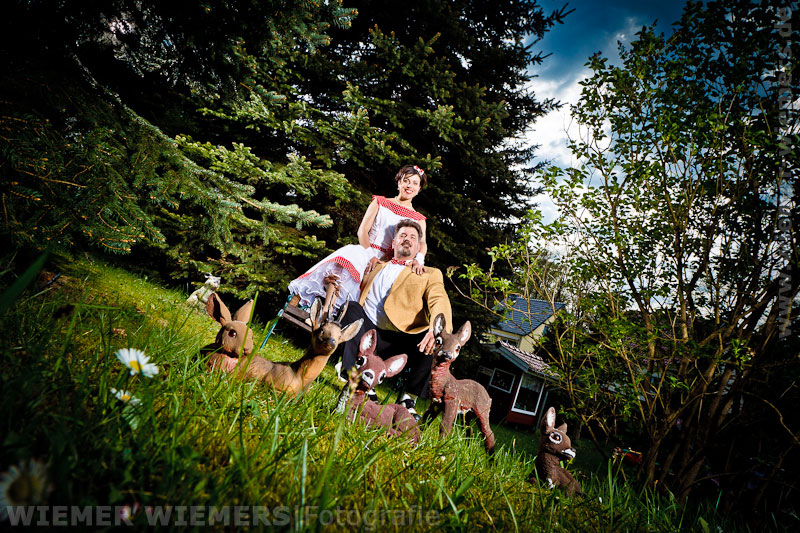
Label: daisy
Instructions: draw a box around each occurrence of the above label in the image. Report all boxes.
[0,459,52,521]
[111,388,142,406]
[118,503,140,523]
[115,348,159,378]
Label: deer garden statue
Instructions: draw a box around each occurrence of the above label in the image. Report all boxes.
[187,273,221,306]
[529,406,582,496]
[334,329,420,443]
[204,293,362,396]
[421,313,495,453]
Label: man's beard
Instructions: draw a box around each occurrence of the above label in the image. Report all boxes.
[396,242,414,258]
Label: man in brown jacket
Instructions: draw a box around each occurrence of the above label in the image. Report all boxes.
[333,219,453,417]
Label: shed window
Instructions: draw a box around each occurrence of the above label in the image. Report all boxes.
[511,373,544,415]
[489,368,515,393]
[476,366,493,387]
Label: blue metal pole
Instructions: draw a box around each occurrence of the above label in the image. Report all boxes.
[259,294,292,350]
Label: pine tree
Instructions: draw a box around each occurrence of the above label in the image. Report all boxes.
[286,0,570,270]
[1,0,358,297]
[2,1,566,308]
[194,0,567,315]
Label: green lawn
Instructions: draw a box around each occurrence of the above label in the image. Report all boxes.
[0,255,757,531]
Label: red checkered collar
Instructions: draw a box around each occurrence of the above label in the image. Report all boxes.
[374,196,426,221]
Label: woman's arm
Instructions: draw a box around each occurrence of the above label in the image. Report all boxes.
[357,199,380,248]
[418,219,427,256]
[412,219,428,274]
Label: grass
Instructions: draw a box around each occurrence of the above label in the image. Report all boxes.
[0,255,766,531]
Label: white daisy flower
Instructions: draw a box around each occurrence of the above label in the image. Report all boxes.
[115,348,159,378]
[0,459,52,521]
[111,388,142,406]
[118,503,139,522]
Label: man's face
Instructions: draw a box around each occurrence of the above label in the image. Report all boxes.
[393,226,420,259]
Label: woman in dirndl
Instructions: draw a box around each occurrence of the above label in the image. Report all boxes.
[288,164,428,312]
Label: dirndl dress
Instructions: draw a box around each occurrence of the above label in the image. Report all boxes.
[288,196,426,310]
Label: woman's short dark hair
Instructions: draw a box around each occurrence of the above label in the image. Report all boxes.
[394,164,428,187]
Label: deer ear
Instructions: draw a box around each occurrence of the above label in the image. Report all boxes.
[358,328,377,354]
[384,354,408,377]
[336,300,350,323]
[543,407,556,432]
[310,298,326,329]
[433,313,446,335]
[232,299,254,323]
[207,293,231,325]
[340,319,364,344]
[457,321,471,344]
[556,422,568,434]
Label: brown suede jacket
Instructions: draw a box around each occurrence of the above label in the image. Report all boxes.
[359,263,452,334]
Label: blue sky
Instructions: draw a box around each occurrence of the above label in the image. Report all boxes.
[531,0,687,85]
[523,0,689,220]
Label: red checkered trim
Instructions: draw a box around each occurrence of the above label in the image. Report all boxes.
[374,195,426,221]
[296,256,361,283]
[370,243,392,254]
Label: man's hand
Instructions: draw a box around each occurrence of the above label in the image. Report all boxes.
[417,329,437,355]
[364,256,381,276]
[411,259,427,275]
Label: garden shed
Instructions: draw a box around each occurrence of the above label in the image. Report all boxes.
[476,340,559,427]
[486,296,565,352]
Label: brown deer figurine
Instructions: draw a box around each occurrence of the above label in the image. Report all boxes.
[529,406,582,496]
[204,293,362,396]
[421,313,495,453]
[334,330,420,443]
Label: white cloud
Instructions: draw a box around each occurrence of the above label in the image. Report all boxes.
[614,16,642,46]
[524,16,646,224]
[522,70,587,223]
[526,72,586,170]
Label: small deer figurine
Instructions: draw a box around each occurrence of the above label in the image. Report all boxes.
[529,406,582,496]
[204,293,362,396]
[421,313,495,454]
[334,330,420,443]
[187,273,221,306]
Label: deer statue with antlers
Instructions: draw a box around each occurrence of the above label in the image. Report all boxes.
[334,329,420,443]
[529,406,582,496]
[421,313,495,454]
[204,292,362,396]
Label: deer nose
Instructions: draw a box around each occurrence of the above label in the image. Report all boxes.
[361,369,374,387]
[326,338,337,349]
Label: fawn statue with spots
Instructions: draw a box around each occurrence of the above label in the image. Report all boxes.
[334,329,420,443]
[421,313,495,454]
